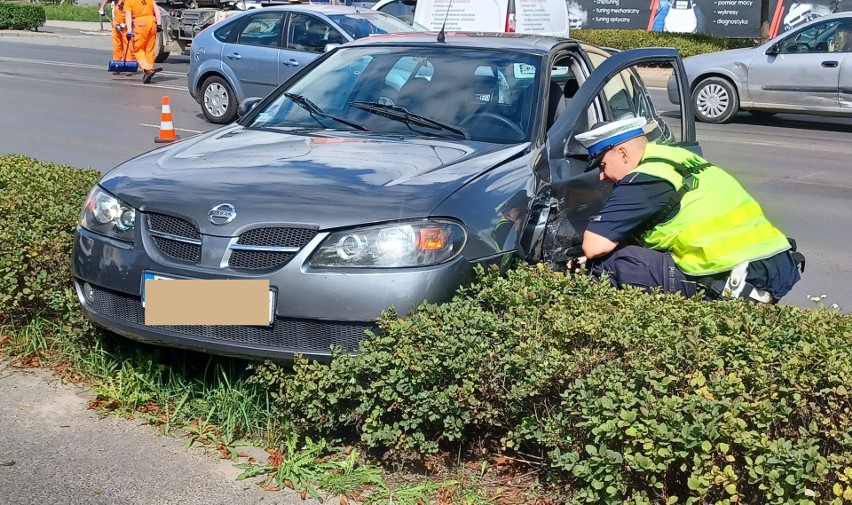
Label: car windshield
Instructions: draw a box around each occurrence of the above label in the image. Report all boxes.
[247,46,542,144]
[327,13,415,38]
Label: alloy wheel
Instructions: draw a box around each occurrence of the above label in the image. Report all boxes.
[204,82,229,119]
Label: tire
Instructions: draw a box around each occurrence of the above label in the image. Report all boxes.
[201,75,238,124]
[154,32,170,64]
[692,76,739,124]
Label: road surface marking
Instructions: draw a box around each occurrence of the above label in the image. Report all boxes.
[0,56,184,78]
[139,123,204,134]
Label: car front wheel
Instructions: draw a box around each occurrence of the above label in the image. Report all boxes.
[201,76,238,124]
[692,77,739,124]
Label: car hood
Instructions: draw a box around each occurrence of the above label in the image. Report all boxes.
[684,46,757,74]
[101,125,529,235]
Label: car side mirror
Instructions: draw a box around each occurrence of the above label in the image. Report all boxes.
[238,97,262,118]
[765,43,779,56]
[324,43,341,53]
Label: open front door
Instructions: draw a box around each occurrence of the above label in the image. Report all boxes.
[535,47,697,266]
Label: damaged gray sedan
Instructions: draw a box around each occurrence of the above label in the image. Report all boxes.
[73,33,698,360]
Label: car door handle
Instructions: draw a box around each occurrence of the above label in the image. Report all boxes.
[822,60,838,67]
[227,53,242,60]
[283,59,300,66]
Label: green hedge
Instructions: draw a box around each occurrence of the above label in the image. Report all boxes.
[253,265,852,503]
[0,155,100,328]
[571,29,758,59]
[0,2,46,31]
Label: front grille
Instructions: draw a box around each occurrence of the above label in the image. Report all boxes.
[146,213,201,263]
[238,227,317,247]
[84,284,368,355]
[230,250,295,271]
[228,227,317,271]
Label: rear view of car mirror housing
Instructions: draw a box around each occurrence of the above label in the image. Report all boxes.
[765,43,780,56]
[238,97,262,118]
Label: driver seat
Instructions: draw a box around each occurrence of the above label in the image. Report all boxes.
[547,80,566,128]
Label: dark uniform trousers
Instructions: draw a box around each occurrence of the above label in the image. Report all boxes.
[588,244,803,302]
[589,245,700,298]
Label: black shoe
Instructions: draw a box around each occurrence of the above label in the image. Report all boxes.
[142,70,154,84]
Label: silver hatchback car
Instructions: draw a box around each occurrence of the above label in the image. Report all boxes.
[188,4,413,123]
[668,12,852,123]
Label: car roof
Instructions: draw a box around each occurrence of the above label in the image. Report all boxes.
[341,31,571,54]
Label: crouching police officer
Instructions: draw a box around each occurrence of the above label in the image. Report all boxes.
[569,117,804,303]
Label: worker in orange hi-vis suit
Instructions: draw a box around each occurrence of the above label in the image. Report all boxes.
[124,0,163,84]
[100,0,134,72]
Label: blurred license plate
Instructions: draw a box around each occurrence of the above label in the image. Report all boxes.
[141,272,276,325]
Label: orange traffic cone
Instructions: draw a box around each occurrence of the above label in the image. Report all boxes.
[154,96,180,143]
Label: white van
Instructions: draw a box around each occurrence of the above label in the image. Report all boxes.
[373,0,571,37]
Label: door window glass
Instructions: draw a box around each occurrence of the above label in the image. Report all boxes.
[236,12,284,47]
[566,61,678,156]
[779,20,846,53]
[289,13,346,53]
[214,19,237,42]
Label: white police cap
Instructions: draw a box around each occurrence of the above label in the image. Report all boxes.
[575,117,648,170]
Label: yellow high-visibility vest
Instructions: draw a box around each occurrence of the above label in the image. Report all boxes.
[634,144,790,276]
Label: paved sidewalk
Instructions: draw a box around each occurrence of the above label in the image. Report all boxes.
[0,360,318,505]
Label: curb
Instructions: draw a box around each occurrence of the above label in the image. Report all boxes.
[0,21,111,43]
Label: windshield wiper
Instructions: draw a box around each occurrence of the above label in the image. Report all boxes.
[284,92,367,131]
[349,101,469,140]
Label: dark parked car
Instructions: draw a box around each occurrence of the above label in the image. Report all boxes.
[668,12,852,123]
[74,33,698,360]
[187,4,413,124]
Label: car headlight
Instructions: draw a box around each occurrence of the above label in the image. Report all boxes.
[309,220,467,268]
[79,186,136,243]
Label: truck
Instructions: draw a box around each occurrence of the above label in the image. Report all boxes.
[155,0,256,63]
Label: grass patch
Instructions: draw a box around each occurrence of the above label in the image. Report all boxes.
[42,4,101,22]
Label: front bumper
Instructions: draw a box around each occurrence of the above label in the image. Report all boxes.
[72,225,479,360]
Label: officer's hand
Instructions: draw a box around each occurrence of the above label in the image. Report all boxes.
[156,24,163,33]
[566,255,587,274]
[126,31,134,40]
[99,9,105,16]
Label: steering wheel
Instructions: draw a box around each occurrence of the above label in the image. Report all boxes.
[459,112,525,138]
[787,42,811,53]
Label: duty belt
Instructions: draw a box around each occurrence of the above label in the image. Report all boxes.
[692,263,775,304]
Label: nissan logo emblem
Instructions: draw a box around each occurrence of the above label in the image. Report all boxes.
[208,203,237,225]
